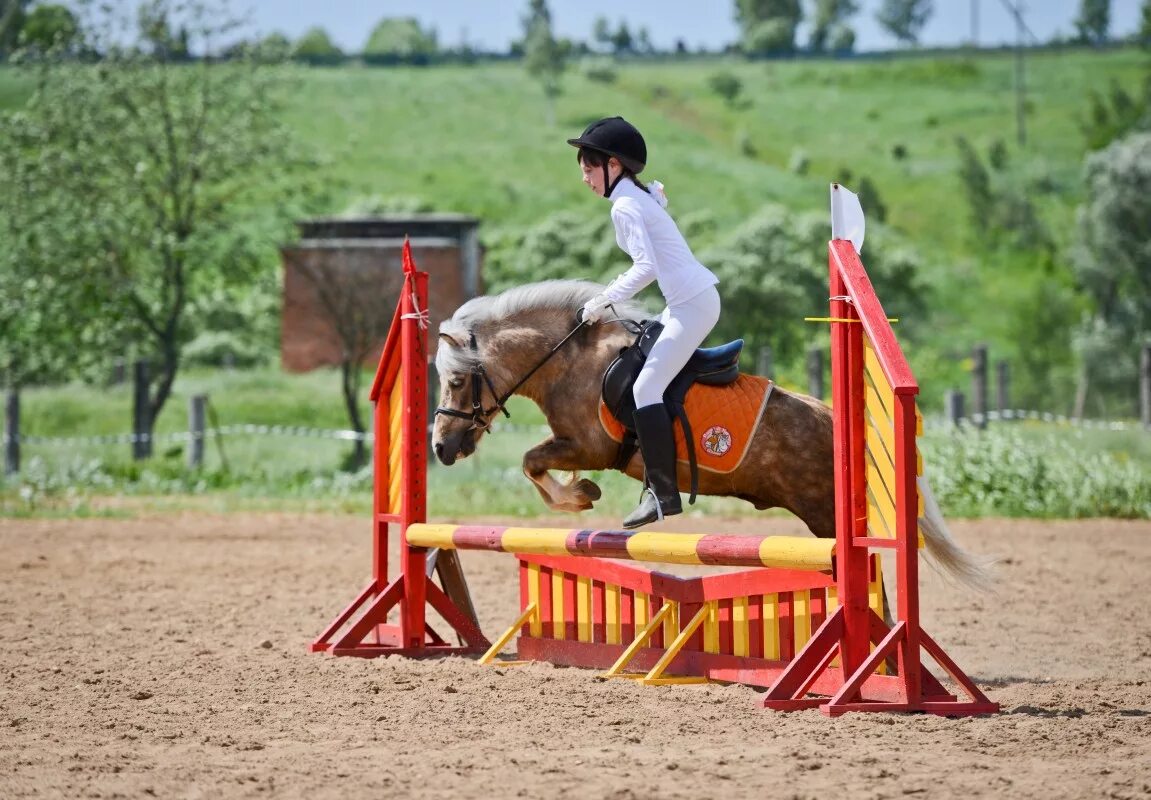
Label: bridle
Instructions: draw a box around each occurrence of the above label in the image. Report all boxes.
[434,321,589,431]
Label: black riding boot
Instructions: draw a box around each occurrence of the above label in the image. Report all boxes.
[622,404,683,529]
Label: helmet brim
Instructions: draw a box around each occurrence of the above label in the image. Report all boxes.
[567,138,645,174]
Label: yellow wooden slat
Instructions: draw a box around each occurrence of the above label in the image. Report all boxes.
[479,603,537,665]
[576,576,592,643]
[866,490,895,539]
[603,603,675,679]
[703,602,720,654]
[793,590,811,648]
[552,570,565,640]
[865,458,898,538]
[643,603,713,684]
[663,599,678,646]
[863,341,896,417]
[763,595,779,660]
[865,408,897,481]
[387,384,404,515]
[605,584,621,645]
[527,563,542,638]
[634,592,648,628]
[733,597,749,657]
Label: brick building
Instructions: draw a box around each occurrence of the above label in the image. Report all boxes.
[281,214,482,372]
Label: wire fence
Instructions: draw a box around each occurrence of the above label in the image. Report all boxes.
[4,409,1147,451]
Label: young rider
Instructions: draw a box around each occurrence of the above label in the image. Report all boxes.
[568,116,721,529]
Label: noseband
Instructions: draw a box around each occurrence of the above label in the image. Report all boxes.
[433,333,511,431]
[434,320,590,432]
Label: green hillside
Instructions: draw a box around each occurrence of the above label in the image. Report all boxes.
[0,47,1142,403]
[286,49,1141,400]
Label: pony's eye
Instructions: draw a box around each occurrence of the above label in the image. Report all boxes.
[448,378,464,390]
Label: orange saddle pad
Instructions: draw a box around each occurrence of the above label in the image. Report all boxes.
[598,374,774,474]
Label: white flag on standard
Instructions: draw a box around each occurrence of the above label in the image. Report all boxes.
[830,183,866,254]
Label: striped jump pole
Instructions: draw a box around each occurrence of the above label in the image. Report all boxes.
[405,525,836,571]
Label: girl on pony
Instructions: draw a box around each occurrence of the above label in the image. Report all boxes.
[568,116,722,529]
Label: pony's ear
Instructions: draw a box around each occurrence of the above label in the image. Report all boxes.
[439,331,464,348]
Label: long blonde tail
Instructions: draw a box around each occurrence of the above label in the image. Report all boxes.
[916,476,996,592]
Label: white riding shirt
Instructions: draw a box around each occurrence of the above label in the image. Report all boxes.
[601,179,719,307]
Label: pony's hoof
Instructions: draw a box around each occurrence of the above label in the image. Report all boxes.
[574,479,602,502]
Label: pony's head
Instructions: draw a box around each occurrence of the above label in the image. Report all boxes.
[432,280,643,465]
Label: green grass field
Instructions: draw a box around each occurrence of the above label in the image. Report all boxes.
[3,366,1149,520]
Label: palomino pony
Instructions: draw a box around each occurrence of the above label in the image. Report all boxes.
[432,280,988,587]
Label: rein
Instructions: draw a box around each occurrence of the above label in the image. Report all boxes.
[434,319,593,431]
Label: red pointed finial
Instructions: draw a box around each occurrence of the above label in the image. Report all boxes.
[402,236,415,274]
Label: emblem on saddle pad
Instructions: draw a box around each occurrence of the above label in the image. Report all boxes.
[700,425,733,457]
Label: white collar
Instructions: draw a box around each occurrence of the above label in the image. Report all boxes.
[608,177,643,202]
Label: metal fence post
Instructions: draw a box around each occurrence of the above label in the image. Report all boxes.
[133,360,152,460]
[756,346,773,380]
[996,360,1010,419]
[806,347,824,400]
[1141,345,1150,430]
[188,394,207,469]
[971,344,988,428]
[945,389,966,427]
[4,389,19,476]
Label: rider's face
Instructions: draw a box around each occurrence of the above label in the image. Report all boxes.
[579,155,620,196]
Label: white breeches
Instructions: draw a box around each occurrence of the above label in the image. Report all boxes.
[632,285,722,409]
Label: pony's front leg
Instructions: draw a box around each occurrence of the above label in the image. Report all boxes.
[522,437,603,513]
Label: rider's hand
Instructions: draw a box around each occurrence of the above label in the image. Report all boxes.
[581,293,613,325]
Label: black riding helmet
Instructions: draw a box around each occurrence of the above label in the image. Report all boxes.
[567,116,647,197]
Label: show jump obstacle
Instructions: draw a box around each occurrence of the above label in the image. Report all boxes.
[310,236,999,717]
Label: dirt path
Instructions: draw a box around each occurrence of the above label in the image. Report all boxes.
[1,513,1149,799]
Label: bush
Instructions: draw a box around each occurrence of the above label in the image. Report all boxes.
[183,331,269,369]
[582,60,617,84]
[707,71,743,108]
[788,148,809,175]
[923,427,1151,519]
[735,128,757,158]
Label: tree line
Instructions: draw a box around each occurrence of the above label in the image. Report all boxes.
[0,0,1136,66]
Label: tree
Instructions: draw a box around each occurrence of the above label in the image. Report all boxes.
[284,249,393,469]
[829,23,856,53]
[522,0,566,125]
[734,0,803,55]
[636,26,654,55]
[1140,0,1151,49]
[137,0,189,60]
[363,17,437,64]
[701,205,927,362]
[18,4,79,53]
[592,15,612,53]
[293,26,342,64]
[0,0,30,56]
[257,31,291,61]
[876,0,934,47]
[809,0,859,53]
[1074,0,1111,46]
[1071,132,1151,415]
[611,20,634,54]
[0,0,303,447]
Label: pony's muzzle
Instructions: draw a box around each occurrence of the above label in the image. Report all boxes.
[434,428,476,465]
